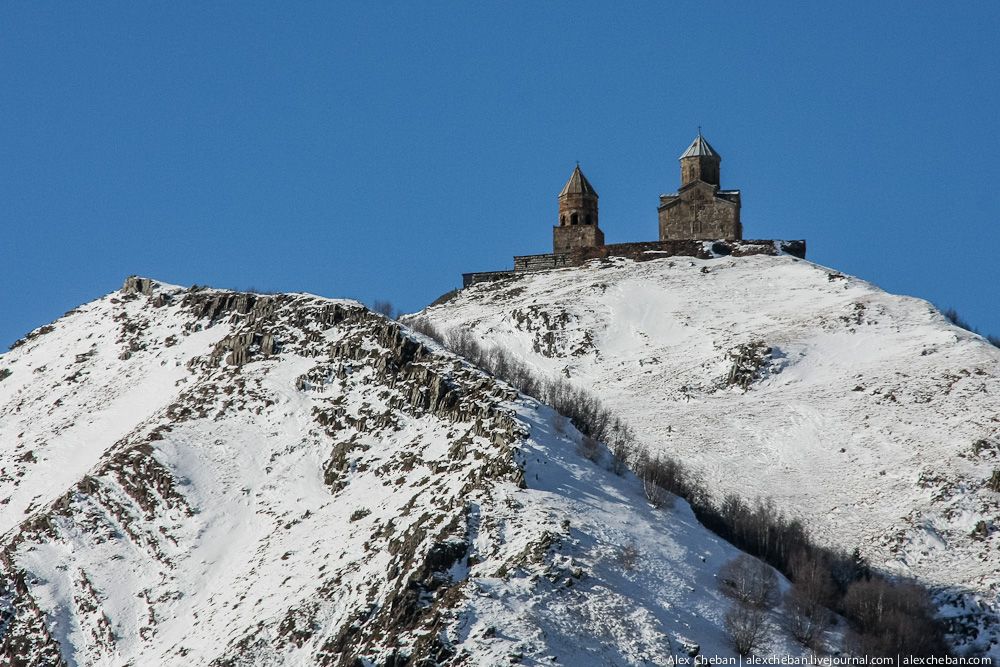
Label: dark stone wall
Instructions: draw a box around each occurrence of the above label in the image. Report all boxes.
[462,270,515,288]
[553,224,604,254]
[462,239,806,286]
[557,192,598,226]
[555,190,602,253]
[659,183,741,241]
[513,253,575,273]
[680,156,720,186]
[564,239,804,263]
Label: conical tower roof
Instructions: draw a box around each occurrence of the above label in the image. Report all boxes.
[679,132,720,160]
[559,164,598,197]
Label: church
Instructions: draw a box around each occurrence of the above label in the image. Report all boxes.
[554,132,741,254]
[463,133,803,288]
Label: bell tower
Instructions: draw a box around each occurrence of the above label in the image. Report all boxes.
[679,130,721,186]
[554,164,604,254]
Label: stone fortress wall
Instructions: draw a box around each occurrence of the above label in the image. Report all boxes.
[463,239,806,287]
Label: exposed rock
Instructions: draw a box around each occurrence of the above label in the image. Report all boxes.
[725,341,773,389]
[122,275,157,296]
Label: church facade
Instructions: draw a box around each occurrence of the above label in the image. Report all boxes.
[657,133,741,242]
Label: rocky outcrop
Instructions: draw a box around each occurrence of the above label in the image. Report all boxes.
[122,275,157,296]
[0,279,539,665]
[725,341,774,390]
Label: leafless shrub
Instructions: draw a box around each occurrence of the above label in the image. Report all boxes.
[543,378,613,442]
[553,413,567,434]
[784,587,832,649]
[943,307,973,332]
[843,578,947,657]
[637,450,688,498]
[406,316,445,343]
[724,603,769,657]
[789,552,836,609]
[609,418,634,476]
[783,553,836,647]
[718,555,779,609]
[577,435,600,463]
[642,469,669,509]
[446,328,480,359]
[634,449,673,508]
[619,542,640,571]
[708,495,808,576]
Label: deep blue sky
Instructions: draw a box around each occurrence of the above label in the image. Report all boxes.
[2,2,998,348]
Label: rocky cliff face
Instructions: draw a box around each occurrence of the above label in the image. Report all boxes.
[0,277,803,665]
[412,254,1000,658]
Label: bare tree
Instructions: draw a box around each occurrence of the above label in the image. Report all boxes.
[578,435,600,463]
[609,418,634,475]
[842,578,948,657]
[724,604,770,657]
[783,552,835,648]
[372,300,396,319]
[553,413,567,434]
[784,587,832,649]
[637,453,671,508]
[718,555,779,609]
[406,317,444,343]
[789,552,836,608]
[636,451,688,506]
[642,470,669,508]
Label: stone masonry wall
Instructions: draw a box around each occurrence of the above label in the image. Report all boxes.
[462,239,806,287]
[659,185,741,241]
[553,225,604,254]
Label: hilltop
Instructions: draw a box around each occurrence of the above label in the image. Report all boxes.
[411,253,1000,656]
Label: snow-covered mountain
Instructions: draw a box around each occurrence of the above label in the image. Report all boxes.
[411,253,1000,655]
[0,276,813,666]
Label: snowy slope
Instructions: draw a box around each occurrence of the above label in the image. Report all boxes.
[0,277,813,665]
[411,254,1000,652]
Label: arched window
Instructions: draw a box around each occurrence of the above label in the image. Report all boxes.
[586,215,593,226]
[570,212,579,226]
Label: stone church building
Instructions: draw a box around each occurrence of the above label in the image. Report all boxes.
[462,132,804,287]
[658,133,741,241]
[553,132,741,253]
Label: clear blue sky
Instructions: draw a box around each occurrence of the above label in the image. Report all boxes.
[2,2,998,348]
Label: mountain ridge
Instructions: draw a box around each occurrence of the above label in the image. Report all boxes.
[0,275,823,665]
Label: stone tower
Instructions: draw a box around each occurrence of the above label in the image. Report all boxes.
[658,133,742,241]
[554,164,604,254]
